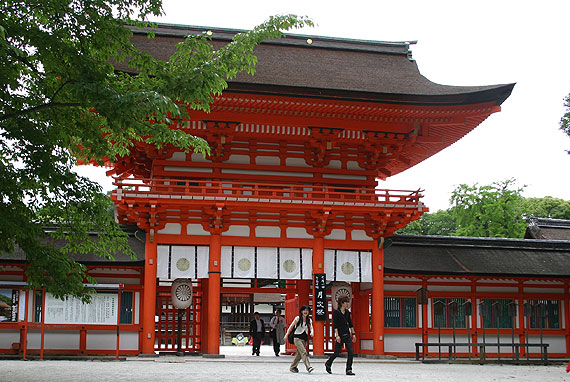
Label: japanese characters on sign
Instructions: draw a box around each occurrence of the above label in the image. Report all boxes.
[314,273,327,321]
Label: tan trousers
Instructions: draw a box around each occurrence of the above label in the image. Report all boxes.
[290,338,312,371]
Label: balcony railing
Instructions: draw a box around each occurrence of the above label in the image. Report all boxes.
[112,178,425,208]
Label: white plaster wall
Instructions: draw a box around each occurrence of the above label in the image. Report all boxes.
[26,331,43,348]
[44,331,80,349]
[323,160,342,169]
[360,339,373,350]
[322,173,366,180]
[429,286,471,292]
[384,334,422,353]
[426,334,476,353]
[350,230,371,241]
[0,329,20,348]
[227,154,250,164]
[428,278,470,283]
[166,152,186,161]
[187,224,209,236]
[158,223,181,235]
[86,331,117,350]
[118,332,139,351]
[286,227,313,239]
[477,286,518,293]
[325,229,346,240]
[221,168,312,178]
[523,288,564,294]
[163,166,212,173]
[384,284,422,292]
[222,225,250,237]
[346,161,362,170]
[190,153,210,163]
[134,292,140,325]
[255,226,281,238]
[527,335,566,353]
[255,156,280,166]
[285,157,309,167]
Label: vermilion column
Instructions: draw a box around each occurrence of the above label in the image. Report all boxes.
[142,234,157,354]
[206,233,222,354]
[371,243,385,355]
[297,280,310,309]
[312,235,325,356]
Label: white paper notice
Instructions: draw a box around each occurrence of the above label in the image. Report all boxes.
[44,293,118,324]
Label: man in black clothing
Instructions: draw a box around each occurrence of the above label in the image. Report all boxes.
[325,295,356,375]
[249,311,265,356]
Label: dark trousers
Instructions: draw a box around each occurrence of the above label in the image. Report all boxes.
[325,335,354,372]
[252,332,262,355]
[271,330,280,355]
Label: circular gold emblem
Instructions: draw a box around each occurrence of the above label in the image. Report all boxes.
[238,258,251,271]
[341,262,355,275]
[283,259,297,273]
[176,258,190,272]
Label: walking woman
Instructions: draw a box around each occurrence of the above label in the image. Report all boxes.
[325,295,356,375]
[284,305,314,373]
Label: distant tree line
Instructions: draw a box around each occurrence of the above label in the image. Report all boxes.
[397,178,570,238]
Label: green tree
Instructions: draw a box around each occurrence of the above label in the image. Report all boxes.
[521,196,570,220]
[0,0,312,301]
[450,178,527,238]
[396,209,457,236]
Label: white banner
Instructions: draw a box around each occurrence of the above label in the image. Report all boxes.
[157,245,210,279]
[257,247,278,279]
[220,246,313,280]
[44,293,118,325]
[324,250,372,282]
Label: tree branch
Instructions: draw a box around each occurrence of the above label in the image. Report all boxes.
[0,102,83,122]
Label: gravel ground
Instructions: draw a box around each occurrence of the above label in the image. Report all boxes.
[0,345,567,382]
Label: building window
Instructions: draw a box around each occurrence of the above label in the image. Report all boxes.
[480,298,516,328]
[432,298,466,328]
[120,291,134,324]
[34,290,43,322]
[384,297,416,328]
[0,289,19,322]
[528,300,560,329]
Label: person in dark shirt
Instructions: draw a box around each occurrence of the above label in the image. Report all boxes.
[249,311,265,356]
[325,295,356,375]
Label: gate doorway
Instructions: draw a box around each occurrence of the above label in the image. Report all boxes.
[155,283,202,353]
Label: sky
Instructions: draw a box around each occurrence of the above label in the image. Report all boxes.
[79,0,570,212]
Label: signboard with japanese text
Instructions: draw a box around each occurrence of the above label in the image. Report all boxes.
[44,293,118,325]
[314,273,327,321]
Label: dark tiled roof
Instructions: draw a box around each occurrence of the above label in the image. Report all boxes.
[386,234,570,278]
[525,218,570,240]
[0,225,145,265]
[124,23,515,106]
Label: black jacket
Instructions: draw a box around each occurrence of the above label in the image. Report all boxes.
[249,318,265,336]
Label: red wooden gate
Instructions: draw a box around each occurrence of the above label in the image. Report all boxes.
[155,285,202,352]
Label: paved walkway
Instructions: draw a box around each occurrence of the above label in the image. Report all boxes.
[1,345,568,381]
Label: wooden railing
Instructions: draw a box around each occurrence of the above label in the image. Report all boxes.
[112,178,425,207]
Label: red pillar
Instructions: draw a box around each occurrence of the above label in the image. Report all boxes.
[141,235,157,354]
[285,280,298,354]
[351,282,361,354]
[564,281,570,357]
[200,278,209,354]
[206,233,221,354]
[297,280,310,309]
[312,236,325,356]
[371,243,385,355]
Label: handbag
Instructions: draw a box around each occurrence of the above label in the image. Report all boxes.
[288,331,295,345]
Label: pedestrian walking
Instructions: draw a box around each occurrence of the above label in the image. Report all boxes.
[325,295,356,375]
[269,309,286,356]
[249,311,265,356]
[284,305,314,373]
